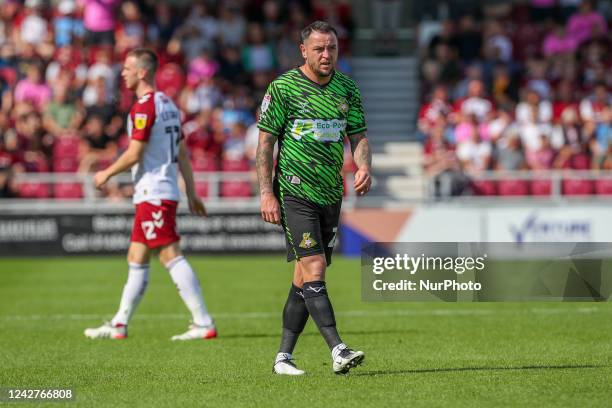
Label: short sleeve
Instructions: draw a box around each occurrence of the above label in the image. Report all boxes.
[130,93,156,142]
[346,83,367,136]
[257,81,286,136]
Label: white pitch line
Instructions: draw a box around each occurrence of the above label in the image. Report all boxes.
[0,307,609,322]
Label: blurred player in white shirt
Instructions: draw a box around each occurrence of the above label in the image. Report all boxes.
[84,48,216,341]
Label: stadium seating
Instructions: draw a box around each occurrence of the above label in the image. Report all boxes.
[498,179,529,196]
[220,159,252,198]
[54,183,83,199]
[594,179,612,195]
[530,179,552,196]
[562,179,594,195]
[472,180,497,196]
[191,154,219,198]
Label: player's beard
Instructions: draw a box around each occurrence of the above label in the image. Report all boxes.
[312,61,334,78]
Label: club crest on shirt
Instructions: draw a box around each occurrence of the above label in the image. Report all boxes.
[299,232,317,249]
[338,100,349,113]
[261,94,271,114]
[134,113,148,130]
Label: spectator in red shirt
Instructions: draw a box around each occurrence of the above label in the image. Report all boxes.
[454,80,494,124]
[418,85,452,136]
[580,82,611,124]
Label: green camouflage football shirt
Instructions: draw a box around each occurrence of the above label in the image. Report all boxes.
[257,68,367,205]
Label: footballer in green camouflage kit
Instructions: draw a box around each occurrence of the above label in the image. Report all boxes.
[256,21,372,377]
[257,67,367,206]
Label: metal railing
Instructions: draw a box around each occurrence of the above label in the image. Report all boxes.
[5,171,359,207]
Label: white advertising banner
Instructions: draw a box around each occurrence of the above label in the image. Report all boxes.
[485,208,612,243]
[398,205,612,243]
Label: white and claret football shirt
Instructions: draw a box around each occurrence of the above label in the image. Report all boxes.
[127,91,182,204]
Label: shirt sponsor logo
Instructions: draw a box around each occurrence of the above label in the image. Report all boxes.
[134,113,148,130]
[290,119,346,142]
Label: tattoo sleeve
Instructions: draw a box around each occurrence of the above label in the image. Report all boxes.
[256,131,278,194]
[349,133,372,169]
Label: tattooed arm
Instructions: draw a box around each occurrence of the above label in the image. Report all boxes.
[256,130,280,224]
[349,132,372,195]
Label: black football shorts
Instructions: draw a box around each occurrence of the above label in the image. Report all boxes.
[277,191,341,266]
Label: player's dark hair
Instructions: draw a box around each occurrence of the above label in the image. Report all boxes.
[300,21,337,43]
[127,48,158,76]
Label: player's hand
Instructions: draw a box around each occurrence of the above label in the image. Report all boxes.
[354,167,372,196]
[188,195,208,217]
[93,171,109,189]
[260,191,281,225]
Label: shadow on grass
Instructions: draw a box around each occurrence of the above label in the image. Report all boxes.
[353,364,605,377]
[220,329,418,339]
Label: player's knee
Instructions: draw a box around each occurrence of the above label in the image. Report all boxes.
[300,256,326,282]
[127,252,146,265]
[158,243,182,266]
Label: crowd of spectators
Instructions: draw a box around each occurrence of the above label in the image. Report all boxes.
[0,0,354,199]
[419,0,612,197]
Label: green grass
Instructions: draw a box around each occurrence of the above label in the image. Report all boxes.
[1,256,611,407]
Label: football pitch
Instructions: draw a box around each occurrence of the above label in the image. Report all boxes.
[1,256,611,407]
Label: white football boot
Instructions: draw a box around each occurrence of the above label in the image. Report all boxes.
[84,321,127,339]
[171,324,217,341]
[332,346,365,375]
[273,353,305,375]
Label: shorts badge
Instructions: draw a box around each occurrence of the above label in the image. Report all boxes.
[299,232,317,249]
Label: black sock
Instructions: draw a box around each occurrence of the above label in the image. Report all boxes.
[279,284,309,354]
[302,280,342,350]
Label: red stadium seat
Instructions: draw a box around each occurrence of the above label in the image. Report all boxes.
[18,182,51,198]
[220,181,252,198]
[220,159,251,198]
[195,182,209,198]
[562,179,594,195]
[594,179,612,195]
[498,179,529,196]
[530,179,552,196]
[53,135,80,159]
[472,180,497,196]
[54,183,83,199]
[53,157,79,172]
[221,158,250,172]
[192,154,218,172]
[17,155,51,198]
[191,154,218,198]
[571,153,591,170]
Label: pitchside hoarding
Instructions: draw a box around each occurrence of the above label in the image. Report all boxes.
[0,211,285,255]
[392,205,612,243]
